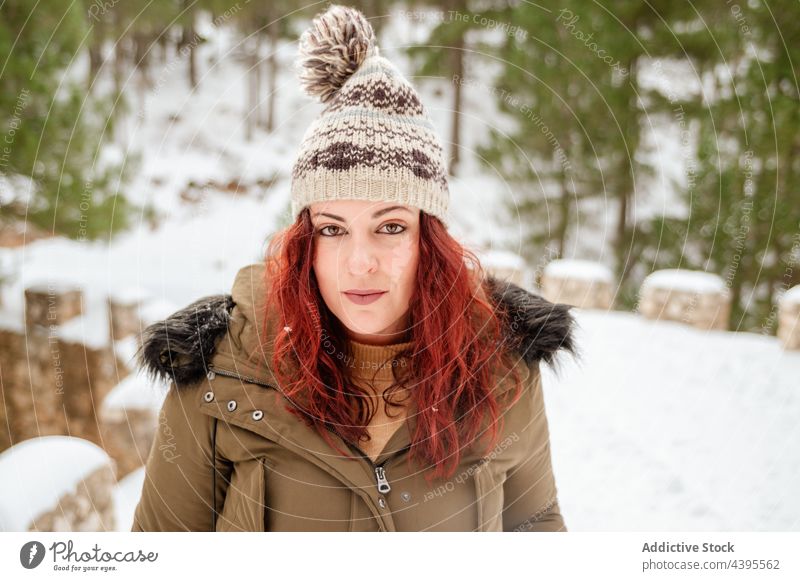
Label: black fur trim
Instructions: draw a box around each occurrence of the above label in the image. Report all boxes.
[135,294,235,387]
[136,276,579,386]
[486,277,581,375]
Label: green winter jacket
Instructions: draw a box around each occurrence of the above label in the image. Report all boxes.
[131,263,578,532]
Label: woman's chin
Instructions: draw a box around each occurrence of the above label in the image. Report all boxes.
[345,325,385,338]
[341,320,397,340]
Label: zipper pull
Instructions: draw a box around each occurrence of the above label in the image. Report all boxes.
[374,465,391,494]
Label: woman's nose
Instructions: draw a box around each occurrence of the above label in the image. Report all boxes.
[346,244,378,275]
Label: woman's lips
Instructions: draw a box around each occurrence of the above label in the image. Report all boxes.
[343,291,387,305]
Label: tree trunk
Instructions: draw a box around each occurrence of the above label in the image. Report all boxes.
[158,33,169,65]
[254,34,262,130]
[245,36,259,141]
[134,32,153,90]
[556,169,571,258]
[449,38,463,177]
[181,3,198,89]
[112,36,128,144]
[614,57,640,295]
[264,25,278,132]
[87,27,105,92]
[112,37,125,98]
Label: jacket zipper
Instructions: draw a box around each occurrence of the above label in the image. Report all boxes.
[207,364,410,495]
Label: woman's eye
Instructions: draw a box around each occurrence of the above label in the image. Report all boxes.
[318,225,342,237]
[381,223,406,235]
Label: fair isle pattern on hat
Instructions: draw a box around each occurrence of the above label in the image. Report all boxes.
[291,4,450,226]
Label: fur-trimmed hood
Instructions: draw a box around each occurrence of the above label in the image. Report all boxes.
[136,263,580,388]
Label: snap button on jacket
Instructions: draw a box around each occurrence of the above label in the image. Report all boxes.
[131,263,578,532]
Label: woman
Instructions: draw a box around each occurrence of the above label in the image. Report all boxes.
[132,4,579,532]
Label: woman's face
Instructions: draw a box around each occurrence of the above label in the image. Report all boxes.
[310,200,421,345]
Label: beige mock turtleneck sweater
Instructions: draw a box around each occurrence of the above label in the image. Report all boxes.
[345,338,414,462]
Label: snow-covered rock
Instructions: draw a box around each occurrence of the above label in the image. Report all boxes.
[478,248,527,288]
[545,258,614,283]
[0,436,116,531]
[641,268,729,295]
[541,259,614,309]
[640,269,731,331]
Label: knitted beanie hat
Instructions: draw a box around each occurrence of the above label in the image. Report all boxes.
[290,4,450,226]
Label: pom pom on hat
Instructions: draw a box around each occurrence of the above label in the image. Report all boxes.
[296,4,378,103]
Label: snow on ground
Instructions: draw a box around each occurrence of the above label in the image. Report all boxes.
[546,308,800,531]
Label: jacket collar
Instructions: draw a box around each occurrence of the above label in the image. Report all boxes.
[137,262,579,392]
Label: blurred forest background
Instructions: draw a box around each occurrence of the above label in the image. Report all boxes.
[1,0,798,332]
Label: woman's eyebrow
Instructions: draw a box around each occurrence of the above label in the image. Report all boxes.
[313,206,411,223]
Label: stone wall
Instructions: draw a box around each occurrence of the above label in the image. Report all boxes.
[2,326,68,446]
[0,285,135,453]
[639,269,731,331]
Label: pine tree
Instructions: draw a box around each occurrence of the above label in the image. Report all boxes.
[0,0,138,241]
[235,0,299,139]
[405,0,486,177]
[475,0,658,285]
[643,0,800,331]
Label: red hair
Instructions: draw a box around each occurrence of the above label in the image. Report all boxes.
[259,208,525,483]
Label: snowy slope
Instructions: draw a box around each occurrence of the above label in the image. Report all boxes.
[546,308,800,531]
